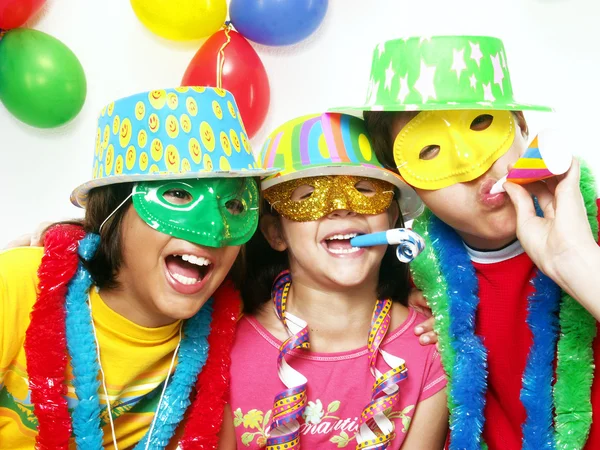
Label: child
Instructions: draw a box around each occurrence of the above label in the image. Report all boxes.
[223,113,448,449]
[334,35,600,449]
[0,87,274,449]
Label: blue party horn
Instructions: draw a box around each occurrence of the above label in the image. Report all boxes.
[350,228,426,263]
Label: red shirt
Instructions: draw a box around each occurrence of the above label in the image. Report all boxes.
[470,239,600,449]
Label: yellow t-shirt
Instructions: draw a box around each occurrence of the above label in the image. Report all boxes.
[0,247,182,449]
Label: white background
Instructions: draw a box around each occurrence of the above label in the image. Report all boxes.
[1,0,599,246]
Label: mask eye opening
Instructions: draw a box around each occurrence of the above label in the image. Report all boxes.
[470,114,494,131]
[162,188,194,205]
[419,144,441,160]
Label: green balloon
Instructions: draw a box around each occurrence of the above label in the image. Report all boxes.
[0,28,87,128]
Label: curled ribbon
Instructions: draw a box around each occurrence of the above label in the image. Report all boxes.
[266,271,309,450]
[356,299,408,450]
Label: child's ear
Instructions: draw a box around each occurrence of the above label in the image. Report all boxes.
[513,111,529,138]
[260,214,288,251]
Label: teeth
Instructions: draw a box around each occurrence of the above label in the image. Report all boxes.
[171,273,199,285]
[180,254,211,266]
[328,247,361,254]
[326,233,359,241]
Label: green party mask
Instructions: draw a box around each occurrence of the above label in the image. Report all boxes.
[132,178,259,247]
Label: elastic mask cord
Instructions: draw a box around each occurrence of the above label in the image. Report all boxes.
[98,192,134,234]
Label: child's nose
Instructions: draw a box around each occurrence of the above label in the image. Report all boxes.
[327,209,356,219]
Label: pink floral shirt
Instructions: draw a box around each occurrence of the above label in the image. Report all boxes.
[229,308,446,449]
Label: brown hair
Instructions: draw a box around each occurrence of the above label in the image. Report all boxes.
[46,182,247,290]
[363,110,529,174]
[240,198,411,315]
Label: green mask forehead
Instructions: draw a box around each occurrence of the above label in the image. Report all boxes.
[132,178,259,247]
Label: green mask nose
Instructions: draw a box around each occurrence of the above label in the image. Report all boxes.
[132,177,259,247]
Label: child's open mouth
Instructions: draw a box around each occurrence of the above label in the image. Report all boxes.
[323,232,362,255]
[165,253,213,293]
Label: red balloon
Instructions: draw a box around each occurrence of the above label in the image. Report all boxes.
[0,0,46,30]
[182,29,270,139]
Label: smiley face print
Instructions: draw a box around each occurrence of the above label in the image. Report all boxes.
[148,90,167,109]
[139,152,149,171]
[107,102,115,116]
[180,114,192,134]
[105,144,115,175]
[220,131,232,156]
[203,153,213,171]
[227,100,237,119]
[181,158,191,173]
[241,132,250,154]
[230,129,241,152]
[167,92,179,110]
[95,128,101,156]
[148,113,160,133]
[200,122,215,152]
[119,118,132,148]
[166,115,179,139]
[112,115,120,135]
[219,156,231,171]
[126,146,136,170]
[102,125,110,150]
[165,145,180,173]
[115,155,124,175]
[188,138,202,164]
[135,101,146,120]
[212,100,223,120]
[138,129,148,148]
[186,97,198,117]
[151,139,164,161]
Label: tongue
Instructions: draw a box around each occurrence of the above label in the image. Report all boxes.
[166,256,201,279]
[327,239,353,250]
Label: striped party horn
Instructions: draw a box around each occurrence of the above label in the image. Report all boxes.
[490,130,572,194]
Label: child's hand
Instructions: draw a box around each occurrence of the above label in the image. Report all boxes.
[504,158,596,281]
[2,222,50,250]
[504,158,600,320]
[407,288,438,347]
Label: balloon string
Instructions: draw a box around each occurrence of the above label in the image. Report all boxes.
[216,23,233,89]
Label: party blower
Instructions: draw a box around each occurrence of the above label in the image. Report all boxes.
[350,228,426,263]
[490,129,572,194]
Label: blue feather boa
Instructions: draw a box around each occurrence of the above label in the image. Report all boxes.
[65,233,214,449]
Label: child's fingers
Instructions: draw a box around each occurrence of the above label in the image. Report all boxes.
[504,182,538,220]
[419,331,438,346]
[414,316,435,335]
[522,181,556,219]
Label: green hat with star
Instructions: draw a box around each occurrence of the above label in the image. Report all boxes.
[330,36,552,114]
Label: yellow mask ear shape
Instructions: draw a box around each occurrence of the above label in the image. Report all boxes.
[394,110,515,190]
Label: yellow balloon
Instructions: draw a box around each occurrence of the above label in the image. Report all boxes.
[130,0,227,41]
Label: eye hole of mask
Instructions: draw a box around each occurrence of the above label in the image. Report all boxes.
[163,188,193,205]
[470,114,494,131]
[419,144,441,161]
[225,198,245,215]
[354,179,378,197]
[290,184,315,201]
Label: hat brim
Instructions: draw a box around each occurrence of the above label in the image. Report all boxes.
[329,101,554,118]
[261,165,425,221]
[71,168,279,207]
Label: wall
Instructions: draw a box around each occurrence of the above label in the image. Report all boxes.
[1,0,599,245]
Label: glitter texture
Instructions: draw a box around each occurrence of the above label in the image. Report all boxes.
[263,175,394,222]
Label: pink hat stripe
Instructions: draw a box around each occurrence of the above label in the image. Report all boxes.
[321,114,341,162]
[299,117,321,166]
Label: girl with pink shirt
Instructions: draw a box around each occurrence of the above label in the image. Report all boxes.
[219,113,448,449]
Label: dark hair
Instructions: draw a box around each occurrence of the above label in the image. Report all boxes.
[46,182,247,290]
[241,197,411,315]
[363,110,529,174]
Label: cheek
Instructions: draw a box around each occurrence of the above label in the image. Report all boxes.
[121,210,170,271]
[416,185,471,224]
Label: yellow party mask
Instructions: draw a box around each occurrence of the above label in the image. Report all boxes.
[393,110,516,190]
[263,175,395,222]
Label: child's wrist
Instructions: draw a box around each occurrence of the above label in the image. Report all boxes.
[549,242,600,297]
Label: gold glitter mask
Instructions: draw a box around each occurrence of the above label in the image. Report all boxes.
[263,175,395,222]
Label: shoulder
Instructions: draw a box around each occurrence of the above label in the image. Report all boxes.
[0,247,44,288]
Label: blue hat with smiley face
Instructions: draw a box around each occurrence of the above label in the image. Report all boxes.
[71,86,276,207]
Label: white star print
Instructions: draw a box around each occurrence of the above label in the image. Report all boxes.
[419,36,432,45]
[397,74,410,103]
[469,41,483,67]
[451,48,467,80]
[483,82,495,102]
[414,60,437,102]
[377,42,386,58]
[469,73,478,89]
[367,79,380,106]
[384,61,395,91]
[490,53,505,94]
